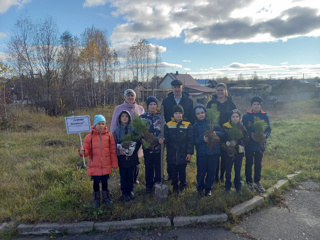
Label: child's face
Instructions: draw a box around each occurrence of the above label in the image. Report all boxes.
[252,102,262,113]
[120,113,129,125]
[231,113,240,123]
[174,112,183,122]
[95,121,106,132]
[148,102,157,113]
[196,110,206,120]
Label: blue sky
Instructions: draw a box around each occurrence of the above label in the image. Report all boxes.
[1,0,320,80]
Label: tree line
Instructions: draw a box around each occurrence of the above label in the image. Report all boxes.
[3,16,162,116]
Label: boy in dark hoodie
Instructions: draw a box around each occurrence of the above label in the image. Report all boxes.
[164,104,194,195]
[113,110,141,201]
[193,104,225,196]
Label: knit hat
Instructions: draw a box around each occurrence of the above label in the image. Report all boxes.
[146,96,158,107]
[173,104,184,114]
[94,114,106,126]
[124,89,136,98]
[231,109,241,118]
[251,96,263,105]
[194,104,207,116]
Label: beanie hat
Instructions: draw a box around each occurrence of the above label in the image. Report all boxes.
[94,114,106,126]
[124,89,136,98]
[173,104,184,114]
[146,96,158,107]
[194,104,207,116]
[231,109,241,119]
[251,96,263,105]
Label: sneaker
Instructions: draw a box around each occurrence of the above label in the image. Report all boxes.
[254,181,265,193]
[119,194,130,201]
[128,192,135,200]
[225,188,231,193]
[205,190,212,196]
[246,182,255,191]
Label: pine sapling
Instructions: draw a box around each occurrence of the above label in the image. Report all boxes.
[205,104,220,150]
[249,117,268,146]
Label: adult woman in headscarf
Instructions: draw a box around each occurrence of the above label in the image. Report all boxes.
[206,83,236,183]
[110,89,145,184]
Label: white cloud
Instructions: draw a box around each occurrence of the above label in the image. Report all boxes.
[83,0,108,7]
[183,60,191,63]
[0,0,30,14]
[183,68,191,71]
[160,62,182,69]
[190,62,320,79]
[0,32,7,40]
[106,0,320,44]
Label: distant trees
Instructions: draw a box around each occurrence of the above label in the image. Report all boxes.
[4,16,164,115]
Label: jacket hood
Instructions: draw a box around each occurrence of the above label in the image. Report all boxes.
[194,104,207,120]
[118,110,132,124]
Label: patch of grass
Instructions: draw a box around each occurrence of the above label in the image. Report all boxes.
[0,100,319,224]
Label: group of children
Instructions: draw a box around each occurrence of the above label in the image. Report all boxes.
[79,96,271,207]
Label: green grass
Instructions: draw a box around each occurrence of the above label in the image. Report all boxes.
[0,100,319,224]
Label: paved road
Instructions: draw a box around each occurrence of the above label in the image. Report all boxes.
[13,181,320,240]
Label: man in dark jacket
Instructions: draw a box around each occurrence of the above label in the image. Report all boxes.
[162,79,194,180]
[164,105,194,194]
[162,79,195,125]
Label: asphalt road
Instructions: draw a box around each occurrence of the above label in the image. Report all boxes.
[13,181,320,240]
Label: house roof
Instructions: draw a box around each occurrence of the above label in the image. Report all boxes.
[160,72,215,93]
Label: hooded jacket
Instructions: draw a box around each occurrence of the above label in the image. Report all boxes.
[162,92,195,125]
[164,118,194,165]
[79,125,118,176]
[193,104,225,156]
[112,110,141,168]
[110,101,145,133]
[242,109,271,151]
[206,94,236,126]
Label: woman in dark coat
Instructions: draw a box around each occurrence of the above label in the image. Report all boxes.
[206,83,236,183]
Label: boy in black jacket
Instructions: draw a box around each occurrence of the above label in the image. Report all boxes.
[164,105,194,194]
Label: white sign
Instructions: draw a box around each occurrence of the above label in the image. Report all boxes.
[65,115,91,134]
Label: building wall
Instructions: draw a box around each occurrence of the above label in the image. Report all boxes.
[158,75,173,89]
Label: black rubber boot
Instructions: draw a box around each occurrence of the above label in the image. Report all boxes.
[93,191,100,208]
[102,190,113,205]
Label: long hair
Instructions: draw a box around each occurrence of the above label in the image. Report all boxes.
[216,83,228,96]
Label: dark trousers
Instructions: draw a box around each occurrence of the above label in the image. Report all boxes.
[215,148,227,182]
[170,163,187,189]
[92,175,109,192]
[144,150,161,189]
[197,154,218,192]
[225,155,243,191]
[134,164,139,182]
[119,166,135,195]
[245,149,264,183]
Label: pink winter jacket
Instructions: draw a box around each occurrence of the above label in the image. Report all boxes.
[79,125,118,176]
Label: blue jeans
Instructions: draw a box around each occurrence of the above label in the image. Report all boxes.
[225,155,243,191]
[197,154,219,192]
[245,149,264,183]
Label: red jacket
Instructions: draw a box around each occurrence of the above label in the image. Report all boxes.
[79,125,118,176]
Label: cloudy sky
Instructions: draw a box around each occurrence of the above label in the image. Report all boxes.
[0,0,320,80]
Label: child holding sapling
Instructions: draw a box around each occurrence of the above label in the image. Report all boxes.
[193,104,225,196]
[222,109,248,193]
[79,115,118,208]
[164,105,194,195]
[113,110,142,201]
[242,96,271,193]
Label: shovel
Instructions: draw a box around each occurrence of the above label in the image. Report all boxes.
[155,105,169,200]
